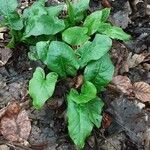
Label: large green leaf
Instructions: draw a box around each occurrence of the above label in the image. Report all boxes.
[24,14,65,37]
[84,54,114,91]
[86,97,104,128]
[78,34,112,68]
[67,81,97,104]
[67,94,104,148]
[29,67,58,109]
[62,26,89,45]
[83,8,110,35]
[23,1,65,37]
[98,23,131,41]
[67,97,93,149]
[39,41,79,78]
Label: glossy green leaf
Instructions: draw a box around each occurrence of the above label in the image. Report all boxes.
[98,23,131,41]
[29,67,58,109]
[86,97,104,128]
[67,97,93,149]
[83,8,110,35]
[84,54,114,91]
[67,81,97,104]
[78,34,112,68]
[62,26,89,45]
[67,94,104,148]
[38,41,79,78]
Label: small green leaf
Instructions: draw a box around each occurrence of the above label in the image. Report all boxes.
[83,10,102,35]
[62,26,89,45]
[86,97,104,128]
[0,0,18,15]
[47,5,64,16]
[78,34,112,68]
[6,12,23,30]
[37,41,79,78]
[7,29,23,48]
[84,54,114,91]
[36,41,49,63]
[98,23,131,41]
[28,46,39,61]
[23,1,47,19]
[83,8,110,35]
[66,0,90,24]
[29,67,58,109]
[68,81,97,104]
[67,97,93,149]
[101,8,111,22]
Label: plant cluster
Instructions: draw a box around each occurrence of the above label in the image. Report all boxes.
[0,0,131,149]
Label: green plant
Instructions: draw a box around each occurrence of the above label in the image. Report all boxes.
[0,0,131,149]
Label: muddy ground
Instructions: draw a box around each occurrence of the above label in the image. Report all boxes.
[0,0,150,149]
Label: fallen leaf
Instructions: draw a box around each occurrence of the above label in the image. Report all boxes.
[5,101,20,117]
[0,47,12,66]
[102,113,112,129]
[102,0,111,8]
[0,27,7,32]
[133,82,150,102]
[144,128,150,150]
[0,33,4,39]
[74,74,83,89]
[112,75,132,94]
[47,98,64,109]
[0,145,10,150]
[127,52,145,68]
[0,102,31,142]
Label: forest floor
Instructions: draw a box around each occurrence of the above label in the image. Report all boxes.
[0,0,150,150]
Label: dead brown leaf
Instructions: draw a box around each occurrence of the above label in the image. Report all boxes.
[133,82,150,102]
[112,75,132,94]
[127,52,145,68]
[74,75,83,89]
[0,47,12,66]
[0,102,31,142]
[101,0,111,8]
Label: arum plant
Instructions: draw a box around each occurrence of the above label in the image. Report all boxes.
[0,0,131,149]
